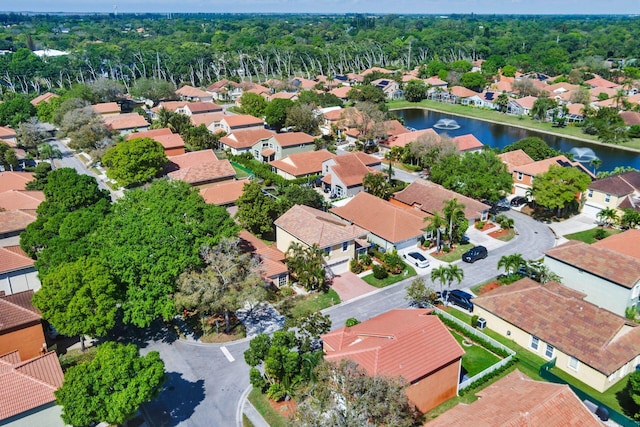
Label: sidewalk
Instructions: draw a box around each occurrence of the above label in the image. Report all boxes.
[546,213,598,245]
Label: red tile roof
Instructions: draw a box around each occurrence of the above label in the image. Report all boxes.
[323,309,463,383]
[219,129,276,150]
[183,101,223,114]
[0,246,34,274]
[167,151,235,185]
[449,86,479,98]
[270,150,337,177]
[0,210,37,235]
[497,149,535,173]
[424,77,448,86]
[513,155,593,178]
[103,113,149,131]
[326,152,381,187]
[585,76,619,89]
[0,351,63,420]
[427,369,602,427]
[0,290,41,333]
[0,172,34,192]
[237,230,288,280]
[512,95,538,109]
[329,86,351,99]
[30,92,59,106]
[392,179,491,220]
[546,239,640,289]
[382,128,439,149]
[199,179,249,206]
[620,111,640,126]
[589,170,640,196]
[0,127,16,139]
[125,128,173,141]
[593,229,640,259]
[275,204,368,248]
[91,102,120,115]
[453,134,484,152]
[151,101,188,113]
[272,132,314,148]
[153,134,186,150]
[330,192,426,244]
[0,190,44,211]
[175,85,211,99]
[221,114,264,129]
[474,278,640,375]
[190,112,226,128]
[207,79,241,91]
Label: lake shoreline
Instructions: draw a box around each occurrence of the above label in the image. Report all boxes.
[389,105,640,155]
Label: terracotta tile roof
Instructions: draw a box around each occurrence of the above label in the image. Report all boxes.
[492,79,513,93]
[0,127,16,139]
[513,155,593,178]
[272,132,314,148]
[261,148,275,156]
[585,76,619,89]
[0,190,45,211]
[424,77,448,86]
[593,229,640,259]
[453,134,484,152]
[323,107,347,122]
[199,179,248,206]
[0,172,34,192]
[589,86,618,100]
[0,246,34,274]
[544,82,580,94]
[221,114,264,129]
[0,351,63,420]
[151,101,188,113]
[327,152,382,187]
[125,128,173,140]
[91,102,120,115]
[219,129,276,150]
[153,134,186,150]
[269,92,298,100]
[207,79,240,91]
[392,179,490,220]
[546,239,640,289]
[382,119,410,137]
[588,170,640,196]
[236,230,288,282]
[183,101,223,114]
[620,111,640,126]
[497,149,535,173]
[361,67,394,76]
[566,103,585,116]
[167,151,234,185]
[0,210,37,235]
[449,86,479,98]
[382,128,439,149]
[329,86,351,99]
[190,112,226,127]
[275,204,368,248]
[474,278,640,375]
[103,113,149,131]
[270,150,337,177]
[175,85,211,98]
[322,309,463,383]
[512,95,538,109]
[330,192,426,244]
[0,290,41,333]
[29,92,59,106]
[427,369,602,427]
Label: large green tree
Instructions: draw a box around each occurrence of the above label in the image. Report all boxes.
[235,181,282,237]
[285,102,320,135]
[531,164,591,217]
[286,242,326,291]
[0,95,36,127]
[239,92,268,117]
[55,342,165,427]
[501,137,562,161]
[264,98,294,130]
[102,137,168,188]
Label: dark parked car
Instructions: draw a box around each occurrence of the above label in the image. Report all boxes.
[462,245,488,263]
[510,196,527,207]
[442,290,474,311]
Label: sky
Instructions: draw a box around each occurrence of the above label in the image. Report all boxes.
[1,0,639,15]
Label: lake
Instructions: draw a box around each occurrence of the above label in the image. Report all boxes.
[392,108,640,172]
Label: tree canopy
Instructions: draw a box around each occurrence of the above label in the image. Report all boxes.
[531,164,592,216]
[501,137,563,161]
[102,137,168,188]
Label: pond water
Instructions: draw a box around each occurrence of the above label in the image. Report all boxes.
[392,108,640,172]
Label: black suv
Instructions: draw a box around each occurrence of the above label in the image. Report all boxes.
[462,245,488,263]
[442,290,474,311]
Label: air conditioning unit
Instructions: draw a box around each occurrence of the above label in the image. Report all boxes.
[477,318,487,329]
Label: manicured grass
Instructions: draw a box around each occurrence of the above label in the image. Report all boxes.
[59,346,98,371]
[247,388,289,427]
[289,289,341,318]
[361,264,417,288]
[494,229,516,242]
[564,226,622,244]
[232,164,251,179]
[451,331,501,377]
[242,413,254,427]
[431,243,473,263]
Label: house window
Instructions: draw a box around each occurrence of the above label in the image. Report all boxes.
[545,344,555,359]
[278,275,287,287]
[517,172,523,181]
[605,193,611,203]
[632,284,640,299]
[568,356,579,371]
[587,189,593,198]
[342,242,349,252]
[530,336,539,351]
[323,247,330,257]
[608,373,616,382]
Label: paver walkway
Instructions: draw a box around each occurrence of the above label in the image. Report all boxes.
[331,272,378,302]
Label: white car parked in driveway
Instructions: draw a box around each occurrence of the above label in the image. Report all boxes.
[403,251,430,268]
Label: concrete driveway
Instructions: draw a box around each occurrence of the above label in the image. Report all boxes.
[547,213,598,245]
[331,272,377,302]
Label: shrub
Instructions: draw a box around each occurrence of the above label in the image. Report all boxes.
[280,286,294,297]
[372,264,389,279]
[350,258,363,274]
[359,253,372,267]
[345,317,360,327]
[249,367,266,391]
[266,382,287,401]
[382,250,404,274]
[471,315,479,328]
[475,221,485,230]
[594,228,607,240]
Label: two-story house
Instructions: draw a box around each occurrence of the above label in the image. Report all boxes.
[321,152,382,198]
[219,129,276,156]
[269,150,337,180]
[255,132,315,163]
[175,85,213,102]
[583,170,640,219]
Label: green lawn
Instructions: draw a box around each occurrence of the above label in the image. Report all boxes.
[431,243,473,263]
[247,388,289,427]
[232,164,251,179]
[361,264,417,288]
[564,227,622,244]
[451,331,501,377]
[289,289,341,318]
[494,229,516,242]
[242,414,254,427]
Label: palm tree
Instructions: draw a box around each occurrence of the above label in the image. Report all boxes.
[443,198,466,244]
[430,265,449,295]
[38,143,62,169]
[445,264,464,292]
[590,158,602,175]
[497,253,525,275]
[495,92,509,113]
[597,207,619,227]
[424,211,446,250]
[495,214,514,230]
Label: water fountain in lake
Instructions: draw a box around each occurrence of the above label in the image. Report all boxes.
[433,118,461,130]
[570,147,599,163]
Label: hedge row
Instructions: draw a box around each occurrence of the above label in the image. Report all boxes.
[458,357,518,395]
[436,313,511,358]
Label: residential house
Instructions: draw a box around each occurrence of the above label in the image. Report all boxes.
[199,179,249,208]
[256,132,315,163]
[29,92,59,106]
[321,152,382,198]
[497,149,535,176]
[620,111,640,127]
[452,134,484,153]
[583,170,640,218]
[424,77,448,91]
[290,77,318,91]
[103,113,149,136]
[219,115,264,134]
[0,126,17,146]
[584,76,620,89]
[507,95,538,116]
[126,128,186,156]
[207,79,243,101]
[274,204,368,275]
[175,85,213,102]
[265,91,298,102]
[0,290,46,360]
[379,128,439,153]
[219,129,276,156]
[177,101,223,116]
[0,172,41,238]
[238,230,289,288]
[91,102,121,117]
[190,112,227,133]
[0,246,41,295]
[329,86,351,102]
[269,149,337,180]
[436,86,479,104]
[544,233,640,317]
[330,191,427,252]
[0,350,65,426]
[322,308,464,413]
[166,150,235,188]
[0,210,37,239]
[391,178,491,225]
[370,78,403,100]
[504,155,593,197]
[473,278,640,393]
[427,369,602,427]
[343,119,408,146]
[465,91,497,109]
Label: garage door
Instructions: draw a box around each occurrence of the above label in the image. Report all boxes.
[581,203,602,219]
[325,258,350,275]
